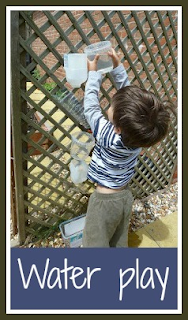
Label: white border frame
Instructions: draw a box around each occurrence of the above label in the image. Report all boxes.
[6,5,182,314]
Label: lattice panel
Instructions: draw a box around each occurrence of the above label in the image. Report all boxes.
[12,10,177,239]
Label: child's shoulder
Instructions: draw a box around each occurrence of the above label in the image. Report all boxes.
[112,134,141,154]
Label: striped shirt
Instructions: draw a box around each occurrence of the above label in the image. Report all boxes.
[84,64,141,189]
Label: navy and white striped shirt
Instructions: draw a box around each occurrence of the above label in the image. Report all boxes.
[84,64,141,189]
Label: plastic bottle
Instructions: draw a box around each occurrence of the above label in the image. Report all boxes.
[70,131,95,161]
[64,53,88,88]
[59,91,90,129]
[69,131,95,184]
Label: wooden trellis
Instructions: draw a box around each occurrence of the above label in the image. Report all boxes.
[11,10,178,244]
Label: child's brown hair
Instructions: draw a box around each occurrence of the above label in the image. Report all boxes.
[112,85,176,148]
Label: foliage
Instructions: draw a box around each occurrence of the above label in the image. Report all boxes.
[32,68,41,80]
[31,68,66,98]
[43,82,56,91]
[54,89,66,99]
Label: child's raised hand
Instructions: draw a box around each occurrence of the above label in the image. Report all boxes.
[87,54,100,71]
[108,48,121,68]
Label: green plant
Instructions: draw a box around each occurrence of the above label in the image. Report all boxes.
[55,89,66,99]
[43,82,56,91]
[32,68,41,80]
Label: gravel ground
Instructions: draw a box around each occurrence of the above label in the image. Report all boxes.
[11,182,178,248]
[129,182,178,232]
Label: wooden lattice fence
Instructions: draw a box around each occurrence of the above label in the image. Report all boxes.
[11,10,178,243]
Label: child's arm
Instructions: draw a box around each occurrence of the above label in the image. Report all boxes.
[108,49,130,89]
[84,55,109,138]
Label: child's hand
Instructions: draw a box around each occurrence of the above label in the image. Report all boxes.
[87,54,100,71]
[108,48,121,68]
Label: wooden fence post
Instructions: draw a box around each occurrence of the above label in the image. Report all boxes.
[11,11,26,244]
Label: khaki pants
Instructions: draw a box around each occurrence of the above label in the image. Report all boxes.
[82,187,134,247]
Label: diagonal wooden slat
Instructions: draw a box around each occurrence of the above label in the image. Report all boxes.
[144,11,177,96]
[157,11,177,70]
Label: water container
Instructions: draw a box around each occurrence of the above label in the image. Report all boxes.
[64,53,88,88]
[84,41,113,74]
[70,159,88,184]
[54,89,90,129]
[69,131,95,184]
[70,131,95,161]
[59,214,86,247]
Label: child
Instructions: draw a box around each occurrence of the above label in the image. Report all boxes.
[82,49,174,247]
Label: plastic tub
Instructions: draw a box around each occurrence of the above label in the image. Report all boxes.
[59,214,86,248]
[84,41,113,74]
[64,53,88,88]
[70,131,95,161]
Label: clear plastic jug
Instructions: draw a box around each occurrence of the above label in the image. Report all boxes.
[64,53,88,88]
[84,41,113,74]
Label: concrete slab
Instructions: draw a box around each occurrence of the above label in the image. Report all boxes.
[128,228,159,248]
[129,211,177,248]
[144,211,177,248]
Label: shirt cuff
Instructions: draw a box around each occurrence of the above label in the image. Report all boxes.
[88,70,102,80]
[110,64,125,76]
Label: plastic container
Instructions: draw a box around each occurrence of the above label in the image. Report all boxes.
[64,53,88,88]
[69,159,88,184]
[70,131,95,161]
[59,214,86,248]
[84,41,113,74]
[55,89,90,129]
[69,132,95,184]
